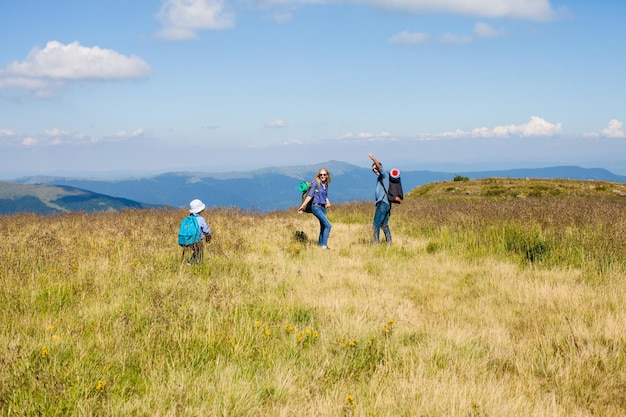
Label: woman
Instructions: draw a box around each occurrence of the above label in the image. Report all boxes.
[298,168,332,249]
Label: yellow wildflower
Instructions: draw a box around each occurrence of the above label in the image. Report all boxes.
[96,379,106,393]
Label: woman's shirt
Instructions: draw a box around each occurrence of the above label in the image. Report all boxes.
[308,181,328,205]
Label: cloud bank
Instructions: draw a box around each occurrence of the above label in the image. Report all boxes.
[0,127,147,148]
[157,0,556,40]
[338,117,564,142]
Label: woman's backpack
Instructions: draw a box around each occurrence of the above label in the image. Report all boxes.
[298,181,320,213]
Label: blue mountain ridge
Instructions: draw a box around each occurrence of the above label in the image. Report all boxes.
[11,161,626,212]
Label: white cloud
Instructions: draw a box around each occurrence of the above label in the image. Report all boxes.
[440,116,562,138]
[440,129,467,138]
[113,129,146,139]
[339,131,395,141]
[0,41,151,80]
[0,77,54,92]
[41,129,95,145]
[156,0,234,40]
[102,129,145,142]
[0,41,152,96]
[43,128,70,137]
[22,137,38,146]
[391,23,503,47]
[601,119,625,138]
[265,119,288,128]
[389,30,429,46]
[474,22,505,38]
[2,128,146,148]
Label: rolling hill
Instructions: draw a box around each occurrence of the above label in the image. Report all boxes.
[409,176,626,199]
[0,181,161,215]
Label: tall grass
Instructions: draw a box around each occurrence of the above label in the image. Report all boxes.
[1,193,626,416]
[380,196,626,277]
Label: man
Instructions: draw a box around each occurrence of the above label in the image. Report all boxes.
[368,153,392,245]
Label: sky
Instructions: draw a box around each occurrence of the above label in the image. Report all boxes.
[1,0,626,178]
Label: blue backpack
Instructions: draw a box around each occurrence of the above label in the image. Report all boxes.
[178,214,201,246]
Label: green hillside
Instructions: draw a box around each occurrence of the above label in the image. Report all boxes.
[409,177,626,199]
[0,181,158,214]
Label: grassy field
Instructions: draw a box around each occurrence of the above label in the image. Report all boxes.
[1,179,626,416]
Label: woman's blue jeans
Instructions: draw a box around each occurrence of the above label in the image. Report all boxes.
[373,201,392,244]
[311,204,332,247]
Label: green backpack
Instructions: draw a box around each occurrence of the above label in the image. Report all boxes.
[298,181,320,213]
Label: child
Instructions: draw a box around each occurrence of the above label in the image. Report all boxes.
[187,199,212,264]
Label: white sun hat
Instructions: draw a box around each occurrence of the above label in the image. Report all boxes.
[189,199,206,214]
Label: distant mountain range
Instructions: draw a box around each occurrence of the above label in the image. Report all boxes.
[3,161,626,214]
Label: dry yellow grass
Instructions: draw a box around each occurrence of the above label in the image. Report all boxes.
[1,189,626,416]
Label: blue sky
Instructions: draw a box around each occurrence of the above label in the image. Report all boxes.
[1,0,625,178]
